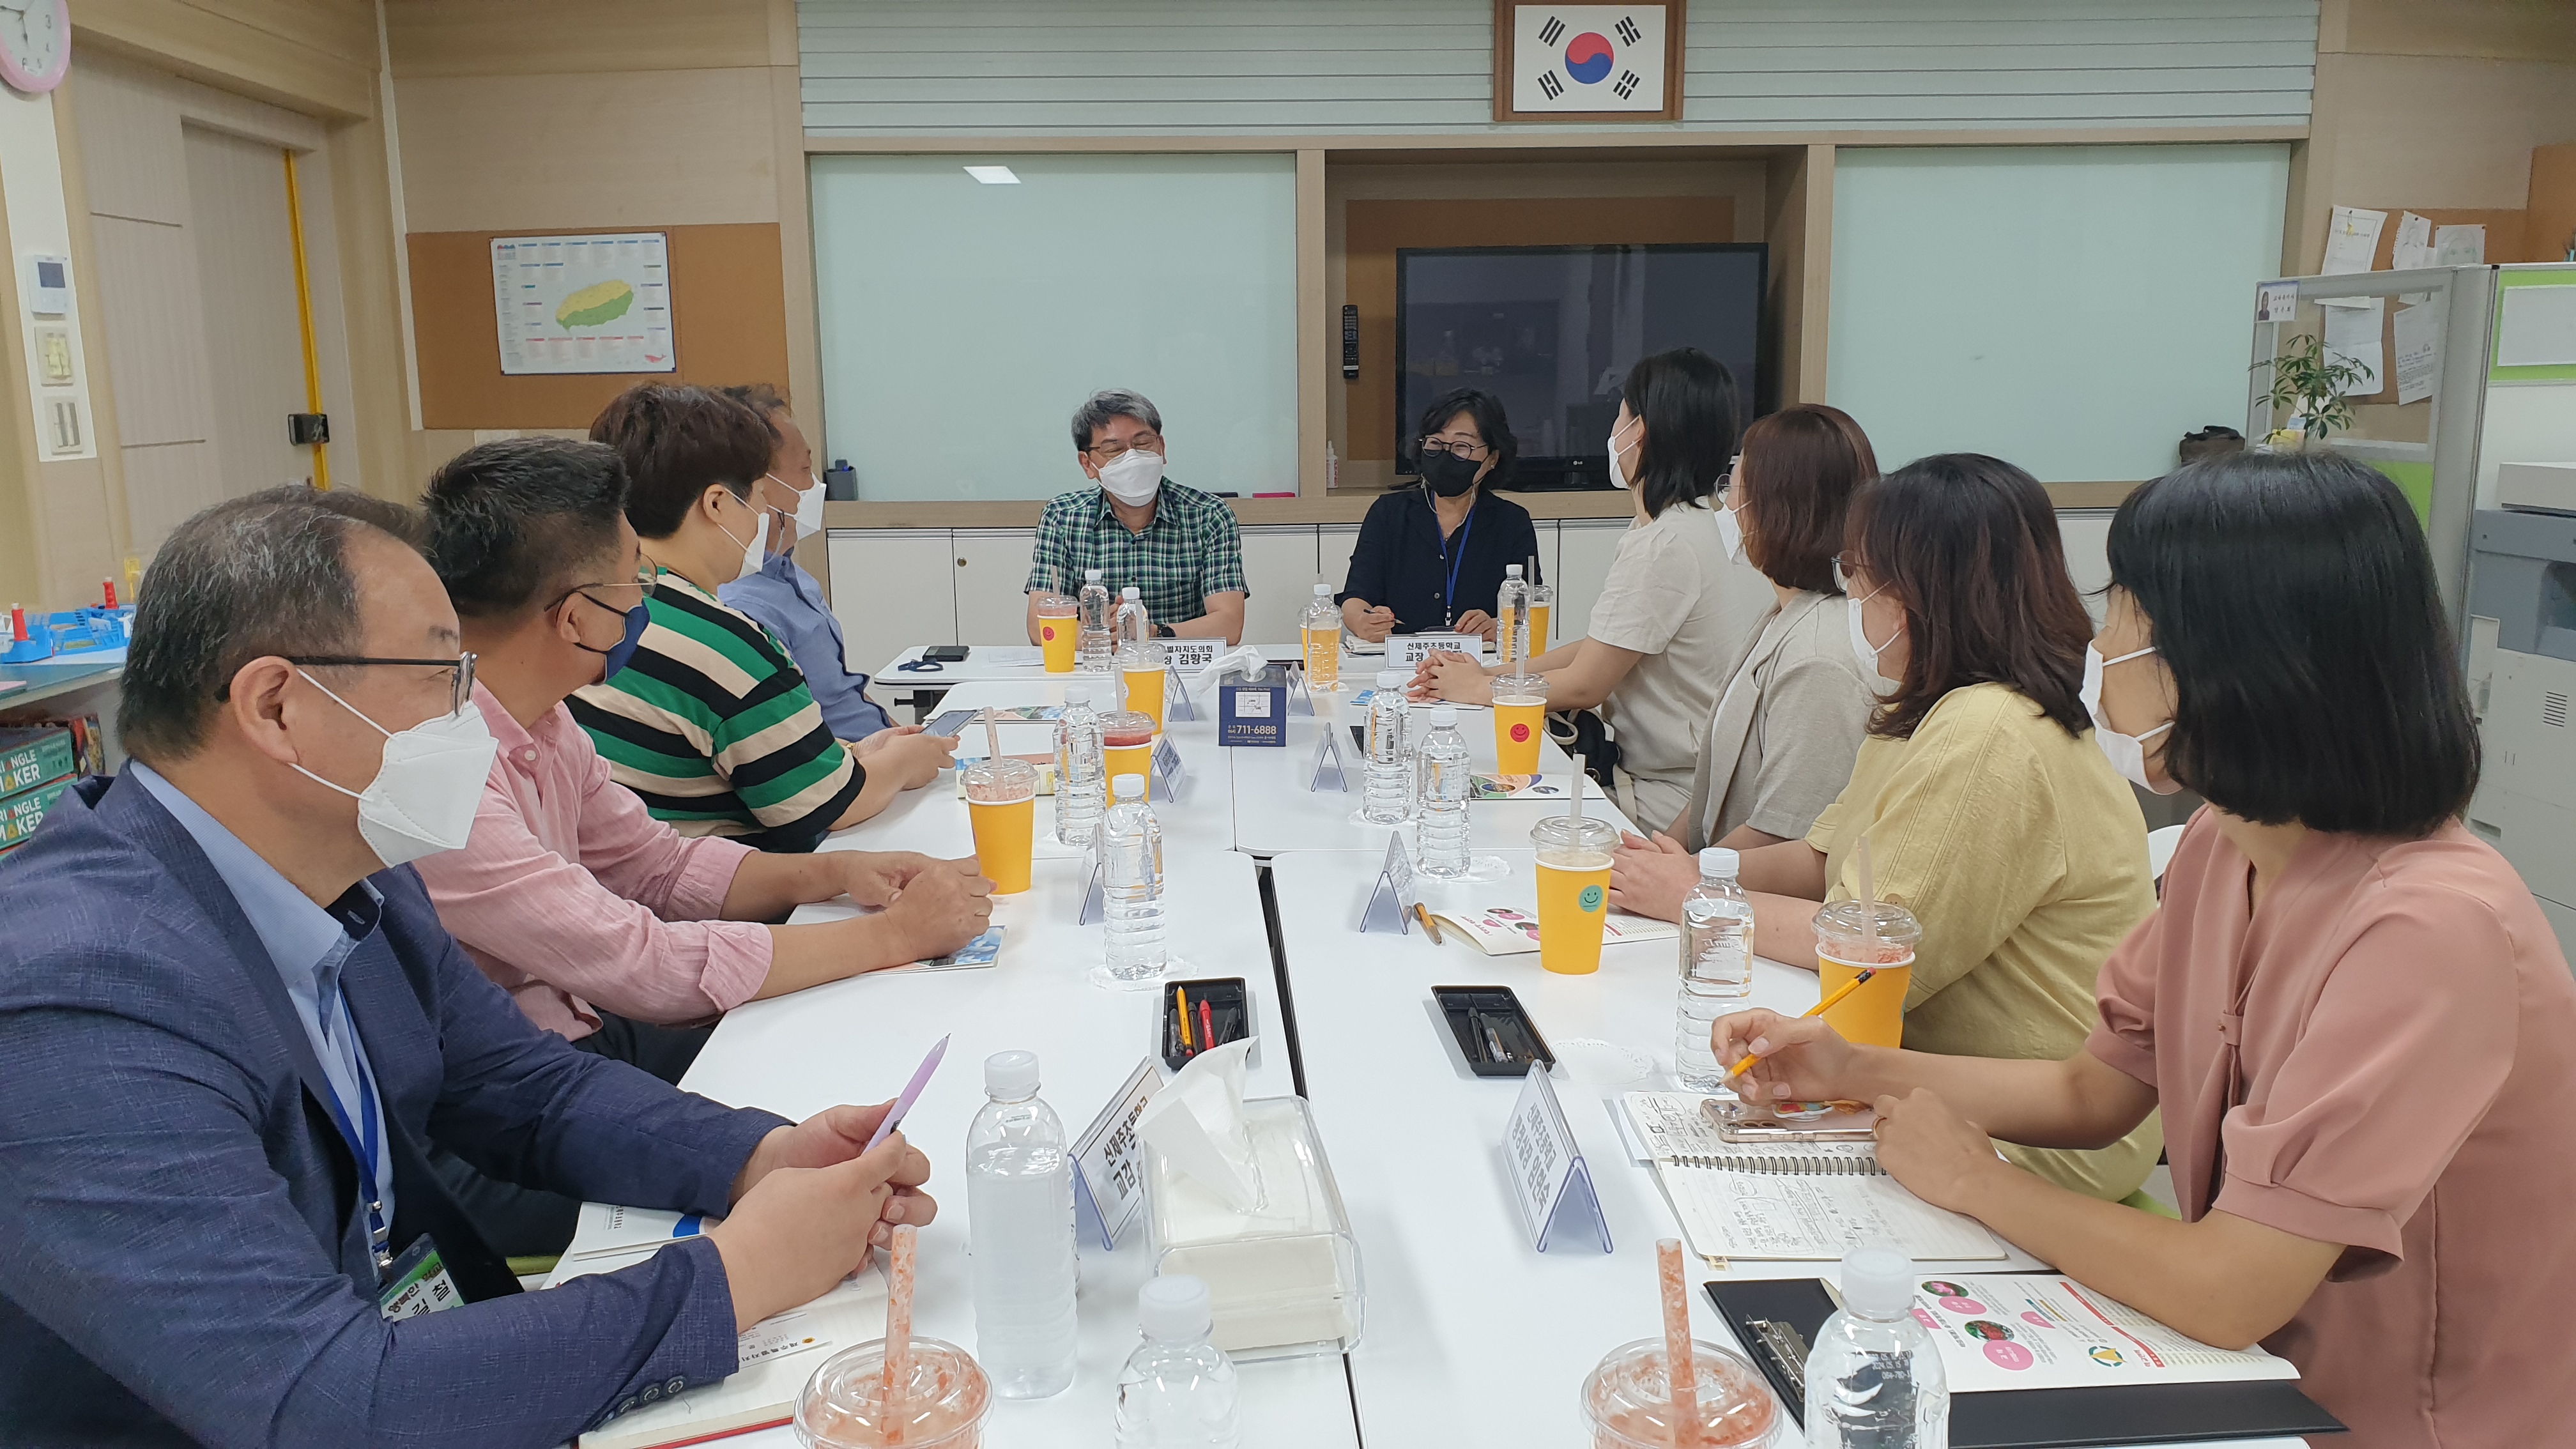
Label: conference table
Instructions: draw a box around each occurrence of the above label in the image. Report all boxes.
[556,650,2306,1449]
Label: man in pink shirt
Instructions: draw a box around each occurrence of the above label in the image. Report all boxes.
[411,438,992,1254]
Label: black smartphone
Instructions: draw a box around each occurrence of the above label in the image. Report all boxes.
[923,643,970,663]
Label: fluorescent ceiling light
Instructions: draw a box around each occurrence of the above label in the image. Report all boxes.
[964,165,1020,185]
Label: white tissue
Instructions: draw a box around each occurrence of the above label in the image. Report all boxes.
[1190,646,1269,694]
[1137,1037,1263,1211]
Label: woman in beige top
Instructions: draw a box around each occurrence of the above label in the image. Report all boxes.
[1717,453,2576,1446]
[1411,347,1773,829]
[1713,453,2161,1202]
[1609,404,1880,922]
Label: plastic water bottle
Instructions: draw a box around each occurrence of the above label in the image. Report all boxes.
[1361,670,1413,825]
[1101,774,1167,982]
[1677,847,1755,1091]
[1301,583,1342,692]
[1078,569,1115,673]
[1805,1243,1949,1448]
[1114,585,1151,659]
[1055,683,1106,849]
[1496,563,1531,670]
[1113,1275,1241,1448]
[967,1050,1080,1400]
[1414,707,1471,878]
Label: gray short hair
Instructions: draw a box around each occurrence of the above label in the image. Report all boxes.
[119,489,379,762]
[1070,389,1162,452]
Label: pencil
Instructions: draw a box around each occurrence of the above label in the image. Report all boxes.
[1413,903,1445,943]
[1725,968,1876,1079]
[1177,986,1193,1050]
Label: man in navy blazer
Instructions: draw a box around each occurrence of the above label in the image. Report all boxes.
[0,489,937,1448]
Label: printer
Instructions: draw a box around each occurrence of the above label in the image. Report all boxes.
[2464,461,2576,957]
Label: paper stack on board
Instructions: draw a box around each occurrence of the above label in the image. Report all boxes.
[1622,1092,2005,1266]
[547,1208,889,1449]
[1425,903,1676,954]
[1905,1273,2298,1393]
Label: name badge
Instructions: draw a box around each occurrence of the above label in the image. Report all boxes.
[377,1236,463,1320]
[1394,633,1480,668]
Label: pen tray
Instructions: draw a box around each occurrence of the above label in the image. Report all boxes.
[1162,977,1251,1072]
[1431,985,1556,1077]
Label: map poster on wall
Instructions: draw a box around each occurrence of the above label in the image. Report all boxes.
[491,233,676,376]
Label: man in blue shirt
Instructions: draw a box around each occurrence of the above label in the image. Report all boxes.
[0,487,939,1448]
[716,383,895,741]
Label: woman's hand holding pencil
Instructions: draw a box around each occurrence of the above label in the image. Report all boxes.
[1710,996,1870,1106]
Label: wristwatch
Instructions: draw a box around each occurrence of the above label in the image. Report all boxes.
[1156,623,1176,638]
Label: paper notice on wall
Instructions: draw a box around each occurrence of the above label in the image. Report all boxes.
[492,233,676,376]
[2319,206,2386,308]
[2391,212,2437,301]
[2393,302,2441,404]
[2434,224,2486,267]
[2324,298,2385,394]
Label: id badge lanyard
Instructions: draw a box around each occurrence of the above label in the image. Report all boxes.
[1436,505,1477,629]
[315,1040,394,1271]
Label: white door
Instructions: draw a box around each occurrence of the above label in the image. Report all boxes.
[954,528,1039,645]
[1239,525,1318,646]
[828,528,954,678]
[1556,519,1630,644]
[182,125,309,498]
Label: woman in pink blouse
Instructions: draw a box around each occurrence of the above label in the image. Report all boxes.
[1715,451,2576,1447]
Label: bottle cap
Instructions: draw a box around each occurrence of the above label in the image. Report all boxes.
[1377,670,1409,688]
[1839,1241,1914,1317]
[1429,706,1458,727]
[1505,564,1522,577]
[1122,585,1140,599]
[1113,772,1147,798]
[1137,1274,1213,1342]
[1064,684,1093,707]
[983,1049,1040,1100]
[1085,568,1103,581]
[1700,847,1739,878]
[1314,582,1333,595]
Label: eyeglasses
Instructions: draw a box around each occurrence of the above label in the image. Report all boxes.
[1084,433,1164,462]
[551,555,659,617]
[285,652,479,717]
[1416,436,1491,461]
[1831,555,1873,596]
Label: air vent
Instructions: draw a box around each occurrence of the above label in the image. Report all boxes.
[2545,691,2571,730]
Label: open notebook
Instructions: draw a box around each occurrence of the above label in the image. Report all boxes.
[1622,1092,2006,1266]
[1426,903,1677,954]
[548,1207,887,1449]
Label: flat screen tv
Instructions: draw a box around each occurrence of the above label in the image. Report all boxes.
[1395,243,1767,491]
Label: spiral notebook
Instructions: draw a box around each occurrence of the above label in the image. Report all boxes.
[1621,1092,2005,1265]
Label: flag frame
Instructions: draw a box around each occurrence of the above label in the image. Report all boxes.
[1491,0,1687,125]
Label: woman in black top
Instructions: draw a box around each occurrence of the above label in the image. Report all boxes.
[1338,388,1542,643]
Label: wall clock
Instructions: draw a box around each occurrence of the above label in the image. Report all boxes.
[1493,1,1687,124]
[0,0,68,95]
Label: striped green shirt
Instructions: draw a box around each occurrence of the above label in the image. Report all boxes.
[570,570,862,852]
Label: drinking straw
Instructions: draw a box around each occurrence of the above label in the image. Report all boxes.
[1567,755,1585,824]
[882,1223,917,1440]
[982,709,1001,767]
[1658,1237,1699,1446]
[1856,834,1878,949]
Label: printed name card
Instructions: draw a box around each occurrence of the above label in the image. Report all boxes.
[1307,716,1351,792]
[1073,1058,1158,1250]
[1503,1061,1613,1254]
[1153,735,1186,800]
[2256,280,2299,324]
[1164,640,1221,671]
[1359,831,1420,934]
[1393,634,1480,668]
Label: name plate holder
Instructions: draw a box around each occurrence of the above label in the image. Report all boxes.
[1163,641,1218,722]
[1152,735,1186,801]
[1504,1061,1613,1254]
[1306,716,1351,792]
[1075,846,1106,925]
[1286,666,1314,717]
[1358,831,1419,934]
[1072,1057,1158,1250]
[1393,633,1481,669]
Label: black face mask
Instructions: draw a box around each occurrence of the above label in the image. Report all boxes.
[1418,449,1481,498]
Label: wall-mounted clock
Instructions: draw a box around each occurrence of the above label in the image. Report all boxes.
[0,0,70,96]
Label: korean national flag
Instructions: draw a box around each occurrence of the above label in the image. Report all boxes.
[1511,5,1667,113]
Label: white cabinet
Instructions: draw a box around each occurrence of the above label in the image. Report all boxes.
[954,528,1039,645]
[827,529,954,678]
[1319,524,1361,601]
[2056,509,2113,626]
[1240,525,1319,645]
[1555,519,1629,645]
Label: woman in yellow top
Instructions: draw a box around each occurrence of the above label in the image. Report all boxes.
[1728,452,2161,1201]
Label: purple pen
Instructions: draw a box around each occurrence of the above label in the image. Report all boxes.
[865,1034,951,1152]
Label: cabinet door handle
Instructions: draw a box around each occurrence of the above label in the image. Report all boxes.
[956,558,968,567]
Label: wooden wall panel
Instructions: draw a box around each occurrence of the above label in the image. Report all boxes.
[1342,195,1736,460]
[73,0,376,119]
[385,0,775,76]
[409,224,790,431]
[2532,141,2576,265]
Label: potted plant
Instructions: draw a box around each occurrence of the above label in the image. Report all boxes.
[2252,334,2376,448]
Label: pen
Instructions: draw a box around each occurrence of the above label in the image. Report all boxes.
[1483,1020,1510,1064]
[1200,999,1216,1051]
[1177,986,1193,1052]
[1726,969,1876,1080]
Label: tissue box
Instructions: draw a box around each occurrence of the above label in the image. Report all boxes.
[1218,665,1289,747]
[1145,1094,1362,1360]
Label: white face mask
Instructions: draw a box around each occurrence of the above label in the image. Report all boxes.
[1844,584,1901,694]
[290,672,498,870]
[1606,417,1640,491]
[716,491,768,582]
[1096,449,1165,506]
[2082,643,2177,795]
[1717,490,1748,564]
[792,472,826,540]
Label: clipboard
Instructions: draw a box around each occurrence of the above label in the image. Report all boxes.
[1703,1278,2345,1448]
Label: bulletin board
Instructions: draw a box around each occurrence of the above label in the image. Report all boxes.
[408,223,791,430]
[2326,207,2530,407]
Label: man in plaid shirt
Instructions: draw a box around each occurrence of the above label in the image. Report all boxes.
[1023,388,1247,643]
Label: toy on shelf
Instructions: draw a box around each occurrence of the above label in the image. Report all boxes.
[2,583,135,664]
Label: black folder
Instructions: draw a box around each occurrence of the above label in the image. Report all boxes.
[1706,1278,2344,1448]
